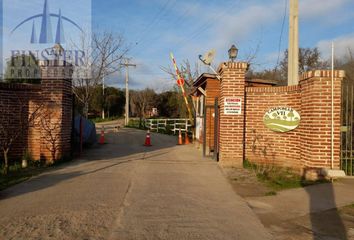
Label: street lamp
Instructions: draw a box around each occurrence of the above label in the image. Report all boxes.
[228,44,238,62]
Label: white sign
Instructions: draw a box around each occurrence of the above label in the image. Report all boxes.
[224,97,242,115]
[263,107,301,132]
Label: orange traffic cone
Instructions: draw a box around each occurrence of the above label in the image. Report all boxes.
[144,130,152,146]
[177,129,183,145]
[185,132,191,145]
[99,126,105,144]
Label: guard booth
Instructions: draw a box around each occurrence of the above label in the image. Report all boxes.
[191,73,277,159]
[192,73,220,158]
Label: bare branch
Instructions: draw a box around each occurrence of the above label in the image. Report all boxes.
[71,31,129,117]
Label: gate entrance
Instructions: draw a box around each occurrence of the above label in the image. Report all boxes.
[341,77,354,175]
[202,98,219,160]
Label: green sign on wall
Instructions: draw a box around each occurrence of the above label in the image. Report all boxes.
[263,107,300,133]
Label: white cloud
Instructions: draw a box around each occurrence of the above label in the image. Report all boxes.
[117,0,354,88]
[317,34,354,59]
[212,3,282,47]
[299,0,350,19]
[174,1,284,64]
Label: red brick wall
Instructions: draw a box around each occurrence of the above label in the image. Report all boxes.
[0,62,73,163]
[40,64,73,162]
[245,85,302,169]
[0,83,42,160]
[300,71,343,171]
[218,62,248,167]
[218,61,344,173]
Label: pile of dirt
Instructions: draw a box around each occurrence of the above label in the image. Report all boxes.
[222,167,271,198]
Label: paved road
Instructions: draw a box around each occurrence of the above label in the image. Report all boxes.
[0,128,270,240]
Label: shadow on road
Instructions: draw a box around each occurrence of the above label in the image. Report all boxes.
[0,158,135,200]
[303,174,348,239]
[0,128,180,200]
[81,128,178,161]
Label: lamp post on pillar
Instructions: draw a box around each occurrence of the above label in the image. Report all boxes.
[218,45,248,167]
[228,44,238,62]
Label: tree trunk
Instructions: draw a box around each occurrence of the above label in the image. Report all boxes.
[83,102,89,118]
[3,148,9,175]
[51,149,56,164]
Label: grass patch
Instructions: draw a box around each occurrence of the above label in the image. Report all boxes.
[91,116,123,123]
[243,159,329,191]
[345,203,354,209]
[339,203,354,216]
[126,119,147,130]
[265,191,277,196]
[0,155,73,191]
[0,163,47,191]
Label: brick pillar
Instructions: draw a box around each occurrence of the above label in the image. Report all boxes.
[218,62,248,167]
[40,60,73,163]
[300,70,344,173]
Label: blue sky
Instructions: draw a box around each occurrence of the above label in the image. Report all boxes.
[92,0,354,91]
[2,0,354,91]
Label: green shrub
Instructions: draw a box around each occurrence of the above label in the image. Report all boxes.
[22,150,33,162]
[91,116,122,123]
[243,159,328,191]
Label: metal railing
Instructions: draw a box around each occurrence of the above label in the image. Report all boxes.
[145,118,192,134]
[341,77,354,176]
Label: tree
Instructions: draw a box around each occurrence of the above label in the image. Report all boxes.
[72,31,128,118]
[90,85,125,118]
[161,59,200,91]
[40,104,62,163]
[161,59,200,119]
[156,91,180,118]
[0,98,42,174]
[130,88,156,126]
[287,111,295,121]
[249,47,329,85]
[104,87,125,117]
[337,48,354,80]
[247,68,281,83]
[279,47,329,80]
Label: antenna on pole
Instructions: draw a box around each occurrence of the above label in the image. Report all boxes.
[198,49,221,80]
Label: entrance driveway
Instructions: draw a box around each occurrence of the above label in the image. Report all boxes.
[0,128,270,240]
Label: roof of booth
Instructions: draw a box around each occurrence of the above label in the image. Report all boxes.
[193,73,278,88]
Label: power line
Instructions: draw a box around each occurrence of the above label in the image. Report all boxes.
[174,0,241,48]
[132,1,202,53]
[275,0,288,70]
[171,1,201,29]
[130,0,177,53]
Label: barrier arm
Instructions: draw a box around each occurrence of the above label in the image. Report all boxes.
[170,53,194,126]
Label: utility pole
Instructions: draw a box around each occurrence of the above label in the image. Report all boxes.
[288,0,299,85]
[121,59,136,126]
[102,76,105,119]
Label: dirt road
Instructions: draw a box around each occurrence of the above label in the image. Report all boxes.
[0,128,270,240]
